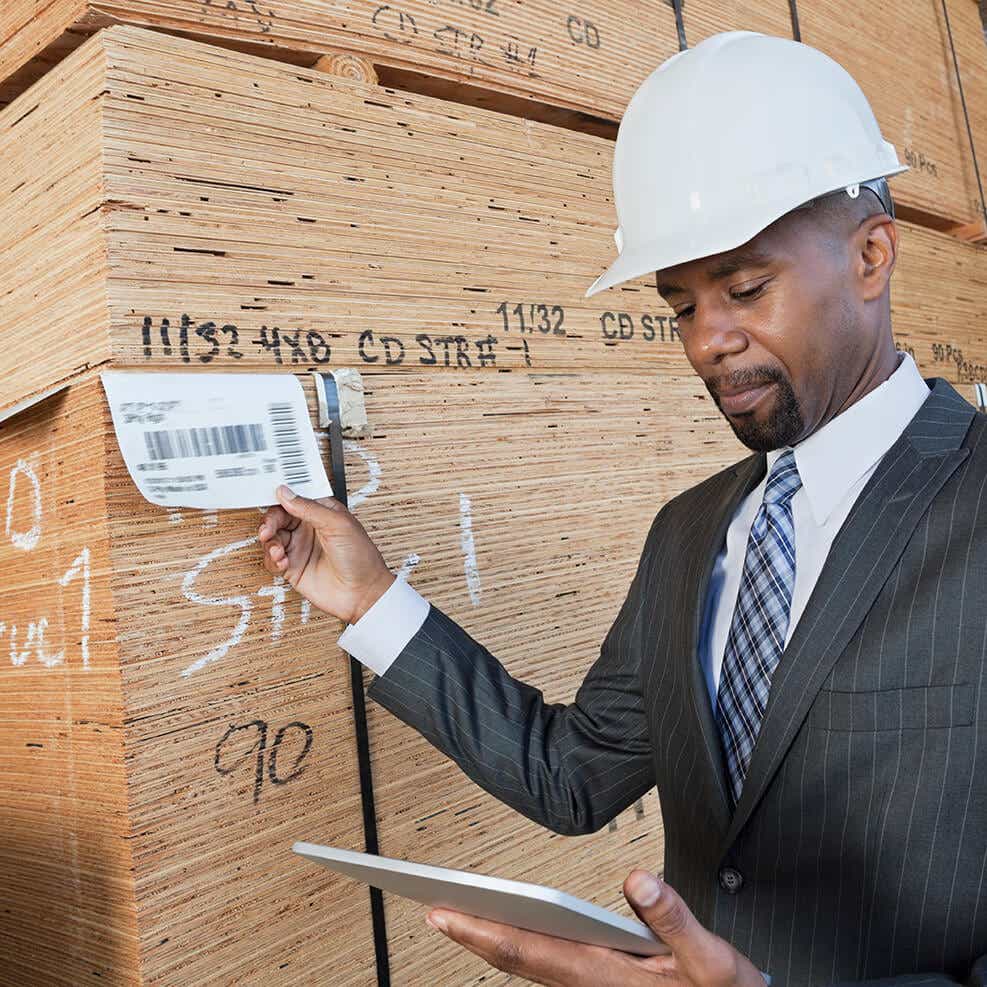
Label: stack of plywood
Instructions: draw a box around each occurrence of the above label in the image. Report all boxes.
[0,26,701,985]
[790,0,987,238]
[0,0,681,122]
[1,7,987,987]
[3,1,987,235]
[686,0,987,237]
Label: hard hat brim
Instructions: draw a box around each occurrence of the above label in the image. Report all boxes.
[584,165,909,299]
[584,244,661,298]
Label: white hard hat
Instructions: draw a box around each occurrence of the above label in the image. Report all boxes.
[585,30,909,298]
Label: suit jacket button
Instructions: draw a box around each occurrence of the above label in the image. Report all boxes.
[719,866,743,894]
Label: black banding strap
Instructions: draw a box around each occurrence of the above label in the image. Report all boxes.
[317,371,391,986]
[788,0,802,42]
[941,0,987,232]
[671,0,687,51]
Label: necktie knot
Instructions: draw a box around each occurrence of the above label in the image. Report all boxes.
[763,449,802,508]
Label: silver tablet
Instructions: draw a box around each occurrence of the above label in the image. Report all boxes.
[292,841,670,957]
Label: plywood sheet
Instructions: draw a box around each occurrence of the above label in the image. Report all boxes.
[0,363,740,984]
[0,376,380,984]
[0,0,679,122]
[3,23,987,984]
[3,25,987,422]
[680,0,793,46]
[5,2,987,233]
[0,383,138,984]
[796,0,987,229]
[941,0,987,237]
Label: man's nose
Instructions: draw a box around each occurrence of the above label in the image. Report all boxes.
[684,303,749,363]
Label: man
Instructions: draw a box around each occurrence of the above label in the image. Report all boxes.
[259,32,987,986]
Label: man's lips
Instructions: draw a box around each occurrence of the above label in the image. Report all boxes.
[716,381,776,415]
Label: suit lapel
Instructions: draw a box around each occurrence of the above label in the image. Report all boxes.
[680,450,767,833]
[717,377,976,856]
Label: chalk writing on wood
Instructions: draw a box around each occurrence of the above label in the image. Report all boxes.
[58,548,91,668]
[459,493,481,606]
[447,0,500,15]
[181,535,259,677]
[370,5,536,74]
[257,576,287,642]
[371,5,420,43]
[0,547,91,669]
[5,457,42,551]
[496,301,566,336]
[2,453,91,670]
[397,553,421,581]
[433,24,485,59]
[359,330,499,368]
[601,311,681,345]
[178,439,490,673]
[902,146,938,179]
[179,439,389,672]
[565,14,601,49]
[140,315,331,366]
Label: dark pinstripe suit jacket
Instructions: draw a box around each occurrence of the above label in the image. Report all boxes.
[366,376,987,986]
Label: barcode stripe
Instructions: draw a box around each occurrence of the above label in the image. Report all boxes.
[268,402,311,486]
[143,423,268,461]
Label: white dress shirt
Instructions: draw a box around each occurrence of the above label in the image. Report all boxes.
[697,350,929,708]
[337,572,431,676]
[338,352,931,709]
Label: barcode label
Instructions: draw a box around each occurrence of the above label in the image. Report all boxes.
[268,402,312,486]
[144,423,267,461]
[102,370,331,508]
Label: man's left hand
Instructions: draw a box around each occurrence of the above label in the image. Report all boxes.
[424,869,767,986]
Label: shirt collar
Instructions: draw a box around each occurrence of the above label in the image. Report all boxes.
[765,351,931,527]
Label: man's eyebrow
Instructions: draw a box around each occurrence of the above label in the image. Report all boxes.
[656,249,776,298]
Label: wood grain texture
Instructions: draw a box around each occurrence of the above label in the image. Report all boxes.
[0,0,680,120]
[680,0,793,46]
[939,0,987,239]
[2,25,987,418]
[796,0,987,230]
[2,1,987,233]
[0,383,139,984]
[0,363,719,983]
[2,20,987,986]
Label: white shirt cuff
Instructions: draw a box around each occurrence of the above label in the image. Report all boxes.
[337,576,431,677]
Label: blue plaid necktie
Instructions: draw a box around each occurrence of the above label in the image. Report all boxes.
[715,449,802,806]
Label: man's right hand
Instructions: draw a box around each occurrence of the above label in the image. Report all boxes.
[257,485,396,625]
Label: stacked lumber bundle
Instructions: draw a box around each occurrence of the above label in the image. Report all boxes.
[3,24,987,413]
[1,10,986,987]
[0,25,700,985]
[791,0,987,237]
[943,0,987,241]
[0,0,680,123]
[3,1,987,236]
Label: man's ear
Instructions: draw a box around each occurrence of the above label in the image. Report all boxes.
[857,213,897,302]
